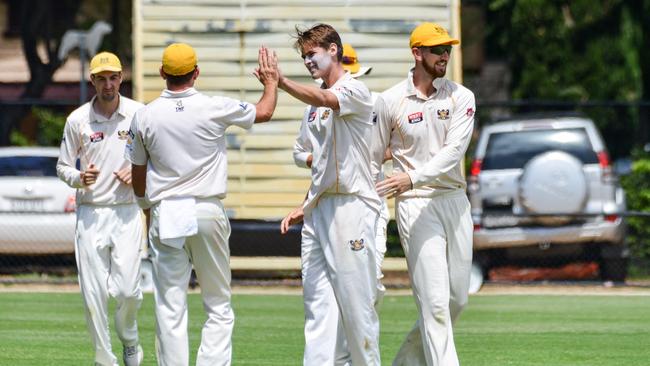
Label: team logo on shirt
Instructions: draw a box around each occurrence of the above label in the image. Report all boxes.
[239,102,249,111]
[349,238,365,251]
[308,111,317,122]
[90,132,104,143]
[176,100,184,112]
[117,130,129,140]
[372,111,377,124]
[321,109,331,120]
[466,107,475,117]
[437,109,450,120]
[407,112,423,124]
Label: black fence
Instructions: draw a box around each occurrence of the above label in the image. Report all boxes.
[1,100,649,287]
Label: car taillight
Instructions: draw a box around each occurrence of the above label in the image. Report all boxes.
[604,214,618,222]
[64,194,76,213]
[470,159,482,177]
[597,151,613,182]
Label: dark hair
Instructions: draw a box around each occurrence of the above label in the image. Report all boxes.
[293,23,343,61]
[164,67,196,87]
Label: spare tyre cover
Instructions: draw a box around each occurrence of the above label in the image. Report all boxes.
[519,150,588,215]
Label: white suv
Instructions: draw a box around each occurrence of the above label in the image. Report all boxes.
[468,114,628,281]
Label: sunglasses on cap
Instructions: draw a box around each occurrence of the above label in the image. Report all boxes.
[422,44,452,55]
[342,55,357,65]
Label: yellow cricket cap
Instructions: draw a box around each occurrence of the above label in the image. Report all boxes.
[409,22,459,48]
[341,43,360,74]
[89,52,122,74]
[162,43,197,76]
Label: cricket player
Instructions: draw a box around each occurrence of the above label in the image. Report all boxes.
[291,42,390,365]
[126,43,279,366]
[278,25,382,365]
[372,23,475,366]
[57,51,144,366]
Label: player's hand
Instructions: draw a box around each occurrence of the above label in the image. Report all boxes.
[280,205,304,234]
[81,163,99,186]
[376,172,413,198]
[113,167,132,185]
[253,46,279,87]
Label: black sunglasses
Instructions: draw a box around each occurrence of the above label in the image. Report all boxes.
[422,44,452,55]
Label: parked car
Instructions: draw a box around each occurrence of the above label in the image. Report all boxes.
[467,114,628,282]
[0,147,76,254]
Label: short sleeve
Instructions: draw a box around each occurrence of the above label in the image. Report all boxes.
[125,111,147,165]
[330,79,372,120]
[214,96,256,130]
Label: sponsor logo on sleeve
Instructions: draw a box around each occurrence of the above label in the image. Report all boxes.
[466,107,475,117]
[437,109,450,120]
[407,112,424,124]
[90,132,104,143]
[239,102,249,111]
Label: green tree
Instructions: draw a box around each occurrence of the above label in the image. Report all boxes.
[485,0,650,157]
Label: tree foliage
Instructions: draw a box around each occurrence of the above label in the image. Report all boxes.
[485,0,650,157]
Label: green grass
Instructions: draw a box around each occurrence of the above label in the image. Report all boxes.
[0,292,648,365]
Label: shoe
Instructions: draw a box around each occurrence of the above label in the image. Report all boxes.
[123,344,143,366]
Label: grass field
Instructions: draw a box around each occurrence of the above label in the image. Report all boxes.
[0,290,648,365]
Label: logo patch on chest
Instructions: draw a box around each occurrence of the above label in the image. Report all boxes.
[407,112,424,124]
[349,238,365,251]
[308,111,317,122]
[90,132,104,143]
[321,109,331,120]
[117,130,129,140]
[437,109,450,120]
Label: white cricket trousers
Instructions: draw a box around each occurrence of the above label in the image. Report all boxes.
[392,191,473,366]
[332,199,389,365]
[149,197,233,366]
[301,194,381,366]
[75,204,143,366]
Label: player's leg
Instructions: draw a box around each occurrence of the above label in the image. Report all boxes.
[75,205,118,366]
[317,195,380,366]
[186,198,234,366]
[108,204,144,356]
[149,204,192,366]
[393,197,458,366]
[391,319,426,366]
[436,193,473,323]
[301,210,340,366]
[374,200,390,312]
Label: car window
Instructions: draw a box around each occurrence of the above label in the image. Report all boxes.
[482,128,599,170]
[0,156,58,177]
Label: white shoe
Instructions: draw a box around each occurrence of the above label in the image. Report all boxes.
[123,344,143,366]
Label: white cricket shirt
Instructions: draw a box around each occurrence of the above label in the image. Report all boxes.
[57,95,144,205]
[373,70,476,197]
[301,73,380,214]
[125,87,256,203]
